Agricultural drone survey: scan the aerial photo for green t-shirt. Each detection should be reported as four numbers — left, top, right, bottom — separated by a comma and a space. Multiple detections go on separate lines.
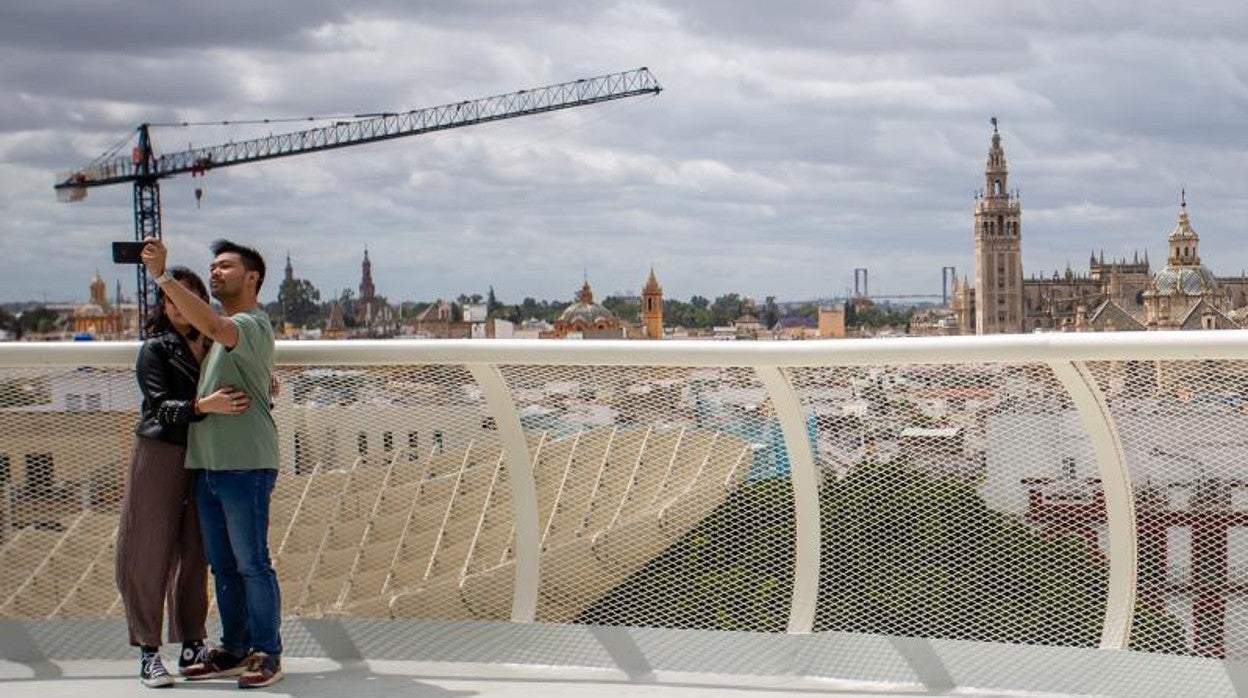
187, 308, 279, 471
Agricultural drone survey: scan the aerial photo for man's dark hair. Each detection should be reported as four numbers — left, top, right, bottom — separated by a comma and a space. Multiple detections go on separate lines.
211, 239, 267, 293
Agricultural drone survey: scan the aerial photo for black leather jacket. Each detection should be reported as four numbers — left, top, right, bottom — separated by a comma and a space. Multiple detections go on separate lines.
134, 331, 205, 445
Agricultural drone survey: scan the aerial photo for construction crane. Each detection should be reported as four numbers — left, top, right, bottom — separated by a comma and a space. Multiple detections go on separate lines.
54, 67, 662, 329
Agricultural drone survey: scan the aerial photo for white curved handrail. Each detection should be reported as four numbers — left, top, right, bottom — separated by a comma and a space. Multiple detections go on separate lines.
6, 331, 1248, 369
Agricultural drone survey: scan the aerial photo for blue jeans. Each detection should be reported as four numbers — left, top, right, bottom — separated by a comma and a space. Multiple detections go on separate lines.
196, 469, 282, 657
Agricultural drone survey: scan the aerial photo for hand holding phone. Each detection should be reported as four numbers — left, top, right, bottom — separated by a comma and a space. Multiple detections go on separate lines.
111, 241, 147, 264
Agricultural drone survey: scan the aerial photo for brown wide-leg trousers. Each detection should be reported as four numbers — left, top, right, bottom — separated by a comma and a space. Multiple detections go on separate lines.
115, 435, 208, 647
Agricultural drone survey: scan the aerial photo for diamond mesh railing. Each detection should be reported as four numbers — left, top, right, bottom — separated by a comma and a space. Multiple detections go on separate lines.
1, 334, 1247, 660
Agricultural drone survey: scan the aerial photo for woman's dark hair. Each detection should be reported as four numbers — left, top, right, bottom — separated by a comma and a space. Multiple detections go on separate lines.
144, 266, 210, 337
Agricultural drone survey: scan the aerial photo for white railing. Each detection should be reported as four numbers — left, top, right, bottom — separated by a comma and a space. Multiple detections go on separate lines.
3, 332, 1248, 659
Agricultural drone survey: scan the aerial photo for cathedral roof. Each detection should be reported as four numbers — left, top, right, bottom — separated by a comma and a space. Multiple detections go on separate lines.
1178, 299, 1239, 330
1087, 300, 1145, 331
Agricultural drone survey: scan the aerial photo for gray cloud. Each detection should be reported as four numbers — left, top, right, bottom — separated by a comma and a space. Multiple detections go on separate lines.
1, 0, 1246, 308
0, 0, 345, 53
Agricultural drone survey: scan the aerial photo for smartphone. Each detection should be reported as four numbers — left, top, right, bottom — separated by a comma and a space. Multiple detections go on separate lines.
111, 241, 147, 264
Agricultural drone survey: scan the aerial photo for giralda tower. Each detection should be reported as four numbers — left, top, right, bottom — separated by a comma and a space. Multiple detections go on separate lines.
973, 119, 1024, 334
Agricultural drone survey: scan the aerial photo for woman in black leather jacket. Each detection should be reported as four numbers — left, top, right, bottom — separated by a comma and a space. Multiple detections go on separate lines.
115, 266, 251, 687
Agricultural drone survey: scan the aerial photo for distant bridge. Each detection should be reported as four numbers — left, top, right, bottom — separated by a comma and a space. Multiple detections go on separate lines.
855, 293, 945, 301
849, 266, 958, 304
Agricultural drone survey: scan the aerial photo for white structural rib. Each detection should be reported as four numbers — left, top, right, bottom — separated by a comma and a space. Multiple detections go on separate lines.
1047, 360, 1136, 650
468, 364, 540, 623
755, 366, 821, 635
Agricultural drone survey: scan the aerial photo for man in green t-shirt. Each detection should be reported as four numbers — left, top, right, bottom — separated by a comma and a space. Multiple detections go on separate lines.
142, 237, 283, 689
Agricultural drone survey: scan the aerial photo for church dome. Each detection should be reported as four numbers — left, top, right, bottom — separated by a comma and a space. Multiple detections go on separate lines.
1149, 194, 1218, 297
558, 303, 616, 327
557, 280, 618, 329
1150, 265, 1218, 295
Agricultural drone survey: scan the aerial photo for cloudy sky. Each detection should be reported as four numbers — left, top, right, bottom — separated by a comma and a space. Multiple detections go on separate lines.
1, 0, 1245, 307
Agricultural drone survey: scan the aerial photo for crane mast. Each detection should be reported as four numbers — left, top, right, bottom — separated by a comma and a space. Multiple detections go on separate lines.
55, 68, 662, 328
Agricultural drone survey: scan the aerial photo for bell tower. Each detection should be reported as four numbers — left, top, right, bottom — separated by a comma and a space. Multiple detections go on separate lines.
973, 119, 1025, 334
641, 266, 664, 340
358, 247, 377, 323
359, 248, 375, 303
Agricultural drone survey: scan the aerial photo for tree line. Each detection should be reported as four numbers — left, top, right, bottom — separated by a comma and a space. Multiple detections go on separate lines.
0, 283, 915, 336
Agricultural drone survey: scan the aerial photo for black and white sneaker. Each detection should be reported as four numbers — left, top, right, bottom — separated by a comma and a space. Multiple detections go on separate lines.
178, 641, 210, 674
140, 651, 175, 688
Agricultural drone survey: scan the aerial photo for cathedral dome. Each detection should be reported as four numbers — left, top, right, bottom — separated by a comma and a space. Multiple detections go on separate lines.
1148, 194, 1218, 297
1150, 265, 1218, 296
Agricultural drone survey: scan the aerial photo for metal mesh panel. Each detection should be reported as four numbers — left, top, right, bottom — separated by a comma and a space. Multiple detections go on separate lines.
1085, 359, 1248, 658
277, 364, 503, 620
0, 362, 514, 622
0, 348, 1233, 664
0, 366, 133, 619
789, 363, 1129, 648
498, 365, 788, 631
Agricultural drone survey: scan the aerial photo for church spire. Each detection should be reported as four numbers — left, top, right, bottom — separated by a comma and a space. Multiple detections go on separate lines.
643, 265, 661, 294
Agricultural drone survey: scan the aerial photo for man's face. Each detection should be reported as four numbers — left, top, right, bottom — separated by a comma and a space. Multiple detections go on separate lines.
209, 252, 255, 301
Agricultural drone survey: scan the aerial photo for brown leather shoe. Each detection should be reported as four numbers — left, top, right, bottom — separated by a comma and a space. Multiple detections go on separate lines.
238, 652, 283, 689
181, 647, 249, 680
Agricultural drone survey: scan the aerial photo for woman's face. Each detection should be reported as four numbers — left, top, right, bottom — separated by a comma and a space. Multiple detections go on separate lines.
164, 279, 198, 333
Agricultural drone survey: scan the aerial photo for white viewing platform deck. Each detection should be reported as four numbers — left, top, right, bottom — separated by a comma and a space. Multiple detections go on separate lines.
1, 619, 1241, 697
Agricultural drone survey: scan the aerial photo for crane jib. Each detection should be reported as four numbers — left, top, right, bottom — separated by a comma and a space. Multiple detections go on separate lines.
56, 67, 663, 337
52, 67, 662, 337
54, 67, 661, 191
